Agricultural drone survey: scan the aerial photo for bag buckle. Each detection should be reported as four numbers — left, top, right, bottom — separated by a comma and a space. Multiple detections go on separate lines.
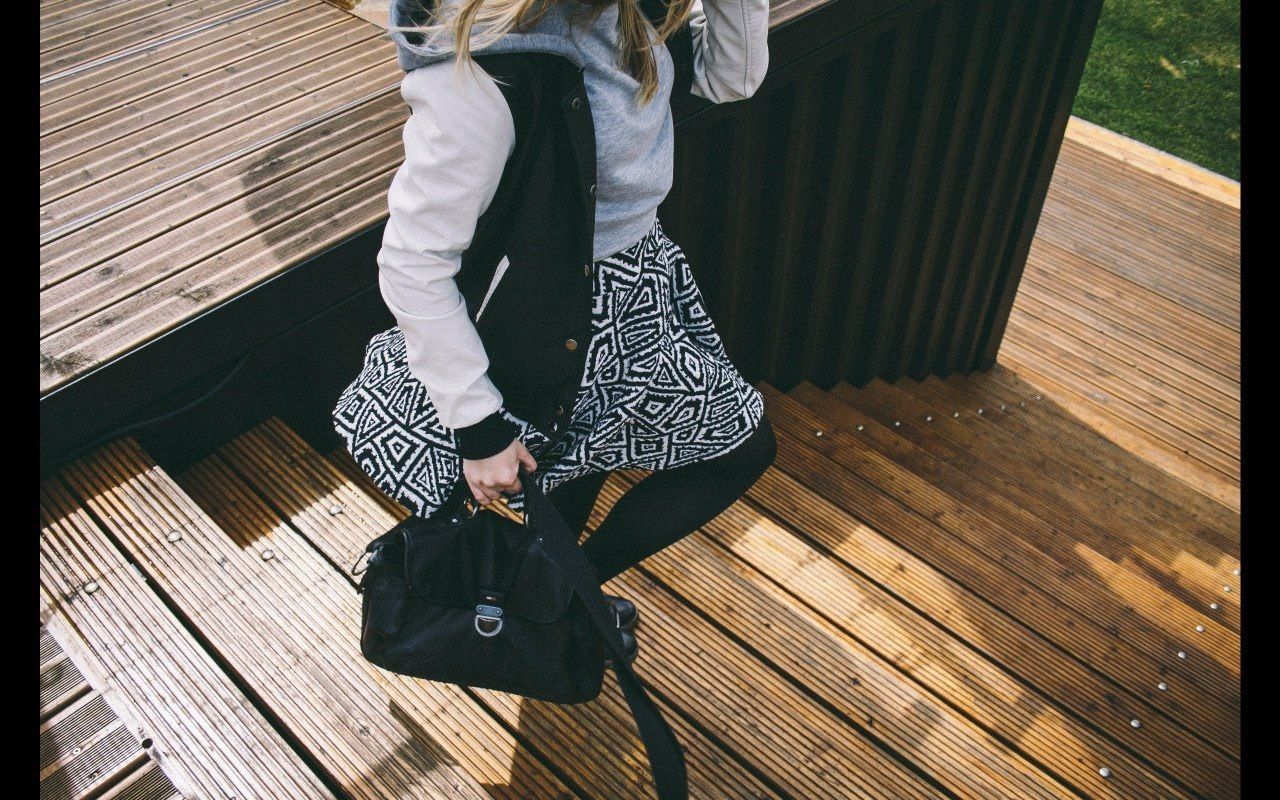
474, 604, 504, 637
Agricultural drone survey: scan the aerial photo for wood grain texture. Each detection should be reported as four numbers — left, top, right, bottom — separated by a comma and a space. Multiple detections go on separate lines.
39, 627, 182, 800
998, 128, 1240, 506
54, 439, 494, 800
39, 478, 334, 800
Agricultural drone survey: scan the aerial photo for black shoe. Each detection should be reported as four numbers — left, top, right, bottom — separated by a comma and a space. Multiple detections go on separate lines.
603, 629, 639, 669
605, 594, 639, 632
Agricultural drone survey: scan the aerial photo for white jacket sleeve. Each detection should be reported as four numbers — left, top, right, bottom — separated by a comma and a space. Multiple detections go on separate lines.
688, 0, 771, 103
377, 59, 517, 436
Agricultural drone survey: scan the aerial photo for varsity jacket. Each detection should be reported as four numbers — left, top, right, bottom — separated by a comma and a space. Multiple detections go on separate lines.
378, 0, 770, 459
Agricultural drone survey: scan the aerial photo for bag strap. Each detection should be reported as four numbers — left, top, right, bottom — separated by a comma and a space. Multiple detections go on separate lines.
519, 467, 689, 800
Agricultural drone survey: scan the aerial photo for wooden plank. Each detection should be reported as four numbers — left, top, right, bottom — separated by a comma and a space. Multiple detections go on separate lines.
983, 363, 1239, 511
1030, 212, 1237, 332
737, 457, 1238, 798
1003, 311, 1239, 458
609, 471, 1208, 793
323, 0, 389, 28
40, 477, 335, 800
43, 8, 360, 159
760, 386, 1241, 754
55, 440, 495, 800
40, 92, 404, 289
1009, 292, 1237, 420
1054, 135, 1241, 263
176, 455, 584, 800
1024, 234, 1238, 365
41, 1, 325, 108
817, 380, 1240, 630
41, 646, 90, 719
42, 113, 403, 335
40, 158, 395, 393
40, 27, 392, 210
980, 364, 1239, 512
781, 382, 1242, 735
39, 59, 396, 245
1063, 116, 1240, 210
42, 0, 152, 28
42, 0, 268, 78
97, 763, 183, 800
875, 376, 1237, 551
1044, 153, 1239, 283
599, 473, 1141, 798
998, 338, 1239, 489
228, 418, 945, 798
219, 420, 788, 799
1013, 274, 1238, 403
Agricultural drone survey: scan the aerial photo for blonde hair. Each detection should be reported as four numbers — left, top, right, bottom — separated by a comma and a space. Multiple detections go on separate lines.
392, 0, 695, 106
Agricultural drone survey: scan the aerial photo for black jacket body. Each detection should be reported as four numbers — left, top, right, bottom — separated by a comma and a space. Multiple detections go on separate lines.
397, 1, 696, 459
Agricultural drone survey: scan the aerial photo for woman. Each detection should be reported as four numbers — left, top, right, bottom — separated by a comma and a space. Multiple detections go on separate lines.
334, 0, 776, 664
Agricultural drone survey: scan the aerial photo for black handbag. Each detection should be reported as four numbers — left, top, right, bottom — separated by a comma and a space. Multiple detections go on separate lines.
354, 467, 688, 800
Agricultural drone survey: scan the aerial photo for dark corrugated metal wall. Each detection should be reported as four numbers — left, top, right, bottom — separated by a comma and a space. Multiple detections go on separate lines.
660, 0, 1103, 390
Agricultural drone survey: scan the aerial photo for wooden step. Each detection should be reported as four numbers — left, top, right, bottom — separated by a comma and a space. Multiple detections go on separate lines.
216, 417, 790, 798
760, 385, 1240, 756
38, 631, 182, 800
814, 379, 1239, 633
39, 477, 332, 799
904, 371, 1238, 552
877, 374, 1240, 617
53, 438, 496, 800
737, 455, 1237, 798
174, 453, 581, 798
598, 470, 1199, 798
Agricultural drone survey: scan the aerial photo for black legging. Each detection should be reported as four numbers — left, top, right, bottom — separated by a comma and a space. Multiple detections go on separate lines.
545, 414, 777, 583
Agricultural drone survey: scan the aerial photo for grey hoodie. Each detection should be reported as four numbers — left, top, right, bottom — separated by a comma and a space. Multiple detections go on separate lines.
377, 0, 770, 433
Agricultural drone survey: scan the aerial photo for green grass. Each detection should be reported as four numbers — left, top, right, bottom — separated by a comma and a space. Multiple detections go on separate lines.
1072, 0, 1239, 179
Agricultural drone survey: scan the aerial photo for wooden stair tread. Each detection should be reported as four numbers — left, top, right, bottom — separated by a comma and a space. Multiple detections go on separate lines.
218, 418, 788, 799
39, 475, 332, 799
760, 385, 1240, 753
815, 379, 1239, 629
53, 438, 494, 800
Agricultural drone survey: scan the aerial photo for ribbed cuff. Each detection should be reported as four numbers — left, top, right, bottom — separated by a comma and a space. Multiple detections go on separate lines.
454, 410, 520, 460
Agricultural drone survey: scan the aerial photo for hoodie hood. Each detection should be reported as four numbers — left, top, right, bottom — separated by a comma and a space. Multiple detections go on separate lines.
389, 0, 590, 72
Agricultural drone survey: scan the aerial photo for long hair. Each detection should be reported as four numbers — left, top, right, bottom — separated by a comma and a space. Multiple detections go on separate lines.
391, 0, 695, 106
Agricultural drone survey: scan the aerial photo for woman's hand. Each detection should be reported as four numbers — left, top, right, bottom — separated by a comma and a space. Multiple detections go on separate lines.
463, 438, 538, 504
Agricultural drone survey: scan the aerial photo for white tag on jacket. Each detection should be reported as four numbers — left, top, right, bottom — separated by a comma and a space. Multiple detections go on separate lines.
475, 255, 510, 321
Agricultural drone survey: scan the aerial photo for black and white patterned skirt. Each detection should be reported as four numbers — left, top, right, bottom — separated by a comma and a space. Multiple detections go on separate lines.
332, 217, 765, 519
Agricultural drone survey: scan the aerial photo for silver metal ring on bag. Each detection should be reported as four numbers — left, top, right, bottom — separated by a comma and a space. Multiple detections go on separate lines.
474, 604, 504, 637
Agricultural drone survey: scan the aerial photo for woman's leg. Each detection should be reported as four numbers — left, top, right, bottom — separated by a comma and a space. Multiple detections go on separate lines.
580, 415, 777, 583
545, 469, 610, 538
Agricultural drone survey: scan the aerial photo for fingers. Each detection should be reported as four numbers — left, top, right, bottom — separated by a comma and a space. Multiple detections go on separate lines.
516, 445, 539, 473
468, 478, 502, 505
462, 440, 537, 504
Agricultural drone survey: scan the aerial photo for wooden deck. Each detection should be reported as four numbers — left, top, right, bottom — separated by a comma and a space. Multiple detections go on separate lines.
37, 0, 828, 397
40, 626, 181, 800
39, 113, 1240, 798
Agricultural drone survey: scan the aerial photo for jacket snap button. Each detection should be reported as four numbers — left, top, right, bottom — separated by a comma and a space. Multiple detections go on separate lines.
583, 264, 592, 276
564, 338, 578, 351
588, 183, 596, 197
555, 405, 565, 416
571, 96, 581, 110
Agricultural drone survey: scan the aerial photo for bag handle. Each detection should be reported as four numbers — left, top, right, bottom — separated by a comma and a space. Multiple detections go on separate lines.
518, 467, 689, 800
